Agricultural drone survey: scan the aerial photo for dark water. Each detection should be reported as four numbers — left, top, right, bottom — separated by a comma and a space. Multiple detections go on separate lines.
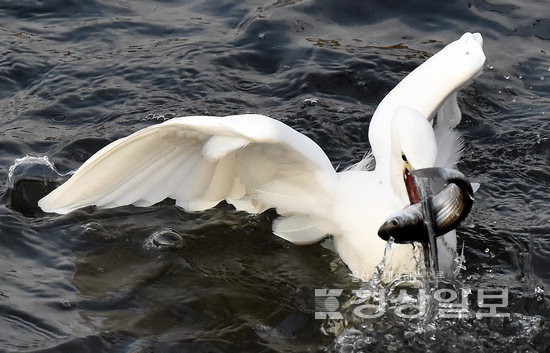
1, 0, 549, 352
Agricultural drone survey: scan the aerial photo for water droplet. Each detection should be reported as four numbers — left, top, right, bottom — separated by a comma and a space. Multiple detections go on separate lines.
303, 97, 318, 105
484, 248, 490, 253
540, 76, 545, 81
488, 65, 494, 70
353, 338, 368, 350
258, 32, 265, 39
84, 222, 102, 233
504, 75, 510, 80
60, 299, 76, 309
385, 237, 394, 252
518, 75, 523, 79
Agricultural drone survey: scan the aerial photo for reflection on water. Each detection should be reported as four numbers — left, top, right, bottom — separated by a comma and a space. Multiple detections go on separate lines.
1, 0, 549, 351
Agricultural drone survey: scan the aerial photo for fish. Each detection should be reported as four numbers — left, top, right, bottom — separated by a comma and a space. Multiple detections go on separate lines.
377, 168, 474, 244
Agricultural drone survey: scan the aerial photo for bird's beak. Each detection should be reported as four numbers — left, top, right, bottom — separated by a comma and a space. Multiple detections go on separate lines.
403, 164, 420, 204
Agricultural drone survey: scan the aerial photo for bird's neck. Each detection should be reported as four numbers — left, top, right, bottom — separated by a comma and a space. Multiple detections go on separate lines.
368, 37, 483, 178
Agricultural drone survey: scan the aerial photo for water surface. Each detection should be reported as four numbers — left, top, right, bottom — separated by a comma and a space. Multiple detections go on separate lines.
1, 0, 549, 352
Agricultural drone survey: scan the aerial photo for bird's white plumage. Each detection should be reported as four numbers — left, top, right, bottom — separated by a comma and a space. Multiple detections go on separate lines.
39, 33, 486, 280
39, 114, 337, 218
368, 32, 485, 174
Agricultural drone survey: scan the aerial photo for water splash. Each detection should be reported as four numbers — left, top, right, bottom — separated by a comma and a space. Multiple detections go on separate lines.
325, 238, 481, 352
454, 240, 467, 275
385, 236, 394, 252
144, 228, 185, 251
7, 155, 70, 187
83, 222, 104, 234
6, 156, 73, 216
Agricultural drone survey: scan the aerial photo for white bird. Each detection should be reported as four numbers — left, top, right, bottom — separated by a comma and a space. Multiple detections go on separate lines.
39, 33, 486, 280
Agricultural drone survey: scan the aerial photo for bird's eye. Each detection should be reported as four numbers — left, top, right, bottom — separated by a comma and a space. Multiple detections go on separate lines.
401, 154, 407, 162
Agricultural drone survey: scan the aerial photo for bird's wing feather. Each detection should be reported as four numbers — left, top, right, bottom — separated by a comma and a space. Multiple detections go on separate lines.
272, 215, 327, 245
38, 114, 337, 243
437, 91, 461, 128
434, 93, 464, 168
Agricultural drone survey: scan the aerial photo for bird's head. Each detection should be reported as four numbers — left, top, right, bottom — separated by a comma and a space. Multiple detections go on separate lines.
440, 32, 485, 79
390, 106, 437, 204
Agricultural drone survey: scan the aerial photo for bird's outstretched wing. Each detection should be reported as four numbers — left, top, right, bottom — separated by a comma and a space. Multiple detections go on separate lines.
39, 114, 337, 243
